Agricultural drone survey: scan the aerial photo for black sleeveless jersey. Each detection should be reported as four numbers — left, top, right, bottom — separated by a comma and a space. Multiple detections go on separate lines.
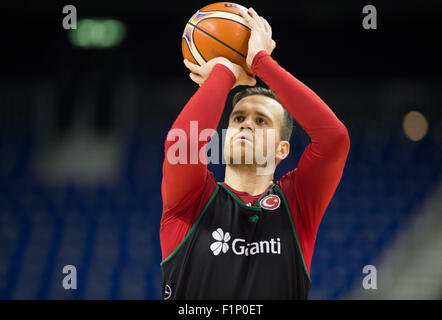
160, 182, 311, 299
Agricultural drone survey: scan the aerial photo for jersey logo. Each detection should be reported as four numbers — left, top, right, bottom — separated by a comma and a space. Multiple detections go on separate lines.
210, 228, 282, 257
259, 194, 281, 210
164, 284, 172, 300
210, 228, 231, 255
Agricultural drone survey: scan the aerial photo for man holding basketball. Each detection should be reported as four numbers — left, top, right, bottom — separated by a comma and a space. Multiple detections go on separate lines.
160, 7, 350, 299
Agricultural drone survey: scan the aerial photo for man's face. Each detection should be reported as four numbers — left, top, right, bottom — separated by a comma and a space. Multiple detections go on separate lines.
223, 95, 288, 169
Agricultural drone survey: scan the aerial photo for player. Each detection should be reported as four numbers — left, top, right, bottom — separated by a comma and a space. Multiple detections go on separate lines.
160, 7, 350, 299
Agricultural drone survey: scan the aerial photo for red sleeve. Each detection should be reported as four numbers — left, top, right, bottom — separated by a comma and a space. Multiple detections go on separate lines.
160, 64, 236, 262
252, 51, 350, 275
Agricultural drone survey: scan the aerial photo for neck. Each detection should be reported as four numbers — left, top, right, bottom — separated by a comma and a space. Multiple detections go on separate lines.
224, 164, 274, 196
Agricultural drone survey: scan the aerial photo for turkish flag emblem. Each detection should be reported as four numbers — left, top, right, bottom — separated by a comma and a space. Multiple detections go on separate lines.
259, 194, 281, 210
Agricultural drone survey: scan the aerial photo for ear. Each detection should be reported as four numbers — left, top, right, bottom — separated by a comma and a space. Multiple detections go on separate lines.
276, 140, 290, 163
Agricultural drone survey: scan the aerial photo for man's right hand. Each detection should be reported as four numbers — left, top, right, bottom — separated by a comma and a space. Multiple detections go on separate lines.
184, 57, 256, 88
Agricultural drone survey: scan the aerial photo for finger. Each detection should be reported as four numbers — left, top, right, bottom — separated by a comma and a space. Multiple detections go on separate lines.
238, 8, 251, 21
184, 59, 201, 74
249, 7, 260, 19
261, 17, 272, 37
240, 9, 258, 29
260, 17, 268, 33
184, 59, 201, 73
249, 7, 265, 30
271, 40, 276, 50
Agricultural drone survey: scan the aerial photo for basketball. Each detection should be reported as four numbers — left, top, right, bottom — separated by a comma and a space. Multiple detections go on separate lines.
182, 2, 252, 74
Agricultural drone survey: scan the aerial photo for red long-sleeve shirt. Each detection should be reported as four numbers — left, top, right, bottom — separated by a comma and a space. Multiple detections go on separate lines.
160, 50, 350, 276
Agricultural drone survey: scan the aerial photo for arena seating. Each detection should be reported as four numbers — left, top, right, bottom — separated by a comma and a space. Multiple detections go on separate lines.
0, 121, 440, 299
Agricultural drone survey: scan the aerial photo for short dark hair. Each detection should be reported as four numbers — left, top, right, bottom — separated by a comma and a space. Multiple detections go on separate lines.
231, 87, 294, 141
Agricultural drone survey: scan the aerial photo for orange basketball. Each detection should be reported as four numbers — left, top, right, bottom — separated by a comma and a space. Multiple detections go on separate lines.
182, 2, 252, 74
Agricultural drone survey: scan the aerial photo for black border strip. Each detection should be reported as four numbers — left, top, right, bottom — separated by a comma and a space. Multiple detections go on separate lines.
1, 300, 436, 317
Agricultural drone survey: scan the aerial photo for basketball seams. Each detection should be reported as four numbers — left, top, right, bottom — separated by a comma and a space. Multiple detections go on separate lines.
191, 10, 250, 30
188, 22, 247, 59
196, 16, 250, 31
182, 36, 200, 65
191, 26, 208, 64
182, 6, 250, 67
182, 23, 206, 65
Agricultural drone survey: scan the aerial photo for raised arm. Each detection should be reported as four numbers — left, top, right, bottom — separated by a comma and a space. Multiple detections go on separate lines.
162, 58, 255, 213
253, 50, 350, 235
241, 8, 350, 273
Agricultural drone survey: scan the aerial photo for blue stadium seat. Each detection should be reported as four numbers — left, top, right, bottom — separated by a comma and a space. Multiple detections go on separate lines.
1, 124, 441, 300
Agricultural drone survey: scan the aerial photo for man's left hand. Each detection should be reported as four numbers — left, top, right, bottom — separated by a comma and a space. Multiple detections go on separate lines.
240, 7, 276, 69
